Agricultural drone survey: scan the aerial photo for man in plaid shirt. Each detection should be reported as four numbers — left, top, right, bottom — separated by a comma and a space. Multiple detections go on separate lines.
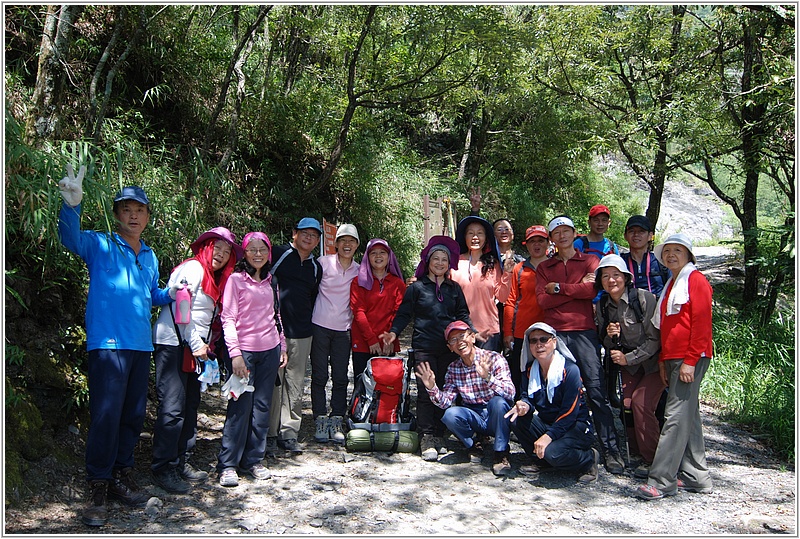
416, 320, 515, 475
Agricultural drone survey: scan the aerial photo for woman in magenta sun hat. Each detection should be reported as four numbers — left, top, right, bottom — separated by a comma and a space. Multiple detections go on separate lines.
151, 226, 242, 493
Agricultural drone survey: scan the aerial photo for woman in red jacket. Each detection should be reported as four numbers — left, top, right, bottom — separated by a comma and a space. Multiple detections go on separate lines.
636, 233, 713, 500
349, 238, 406, 379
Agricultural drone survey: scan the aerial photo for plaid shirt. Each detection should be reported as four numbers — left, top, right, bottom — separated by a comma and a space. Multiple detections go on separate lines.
427, 348, 514, 409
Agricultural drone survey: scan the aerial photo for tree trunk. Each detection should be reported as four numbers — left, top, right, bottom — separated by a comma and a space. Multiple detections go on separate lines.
740, 16, 766, 309
306, 6, 376, 199
26, 5, 82, 142
200, 5, 270, 168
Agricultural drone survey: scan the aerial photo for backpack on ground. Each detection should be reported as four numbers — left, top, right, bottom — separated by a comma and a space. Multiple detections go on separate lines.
346, 353, 419, 453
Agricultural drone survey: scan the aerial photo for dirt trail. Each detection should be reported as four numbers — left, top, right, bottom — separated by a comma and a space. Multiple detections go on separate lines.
5, 243, 794, 535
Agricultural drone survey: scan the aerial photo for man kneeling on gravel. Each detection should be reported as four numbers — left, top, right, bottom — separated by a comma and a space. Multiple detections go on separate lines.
415, 321, 515, 476
504, 322, 600, 483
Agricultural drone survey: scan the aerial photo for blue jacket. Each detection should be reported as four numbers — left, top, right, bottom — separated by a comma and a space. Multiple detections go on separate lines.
58, 203, 171, 351
521, 358, 592, 441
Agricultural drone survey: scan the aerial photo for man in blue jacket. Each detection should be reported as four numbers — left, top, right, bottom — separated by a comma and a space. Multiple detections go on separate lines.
505, 322, 599, 483
58, 164, 179, 527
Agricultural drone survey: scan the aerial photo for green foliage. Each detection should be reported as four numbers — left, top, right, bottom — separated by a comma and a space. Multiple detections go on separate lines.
704, 309, 795, 460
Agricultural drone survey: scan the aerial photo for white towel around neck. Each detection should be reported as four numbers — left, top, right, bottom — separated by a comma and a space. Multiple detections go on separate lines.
653, 262, 698, 329
527, 349, 567, 403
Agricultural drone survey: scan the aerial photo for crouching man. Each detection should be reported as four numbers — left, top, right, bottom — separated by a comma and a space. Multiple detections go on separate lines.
504, 322, 600, 483
415, 321, 514, 476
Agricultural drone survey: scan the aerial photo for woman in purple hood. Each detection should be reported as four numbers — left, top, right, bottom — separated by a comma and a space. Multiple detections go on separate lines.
349, 238, 406, 379
383, 235, 474, 461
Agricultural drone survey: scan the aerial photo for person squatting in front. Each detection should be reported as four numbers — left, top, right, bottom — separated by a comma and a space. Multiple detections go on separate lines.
217, 232, 288, 487
151, 227, 243, 494
535, 215, 624, 475
416, 321, 515, 476
383, 235, 473, 461
505, 322, 599, 483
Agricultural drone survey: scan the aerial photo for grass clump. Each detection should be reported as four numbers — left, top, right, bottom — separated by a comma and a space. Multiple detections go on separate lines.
703, 309, 795, 461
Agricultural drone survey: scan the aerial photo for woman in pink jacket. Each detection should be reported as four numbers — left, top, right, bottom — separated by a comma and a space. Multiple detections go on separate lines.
217, 232, 287, 487
636, 233, 713, 500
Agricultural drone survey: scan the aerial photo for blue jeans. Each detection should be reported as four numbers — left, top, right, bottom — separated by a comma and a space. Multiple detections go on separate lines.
512, 414, 595, 473
85, 349, 151, 480
218, 347, 280, 471
441, 396, 512, 452
310, 324, 352, 417
560, 329, 620, 455
151, 344, 201, 473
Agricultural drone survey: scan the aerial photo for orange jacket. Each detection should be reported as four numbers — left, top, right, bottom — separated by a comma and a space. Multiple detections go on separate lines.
503, 259, 545, 339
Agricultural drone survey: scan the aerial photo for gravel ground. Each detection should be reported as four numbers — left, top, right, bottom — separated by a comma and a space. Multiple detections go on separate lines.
6, 193, 793, 535
5, 304, 796, 536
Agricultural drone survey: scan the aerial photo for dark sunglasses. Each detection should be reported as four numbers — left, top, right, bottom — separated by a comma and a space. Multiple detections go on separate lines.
530, 336, 554, 344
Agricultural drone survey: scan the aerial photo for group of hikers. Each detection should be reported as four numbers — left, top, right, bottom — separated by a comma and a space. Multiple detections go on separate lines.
57, 165, 714, 528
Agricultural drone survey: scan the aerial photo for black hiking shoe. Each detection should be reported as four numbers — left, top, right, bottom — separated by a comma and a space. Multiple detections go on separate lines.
153, 466, 191, 494
81, 480, 108, 527
108, 467, 148, 506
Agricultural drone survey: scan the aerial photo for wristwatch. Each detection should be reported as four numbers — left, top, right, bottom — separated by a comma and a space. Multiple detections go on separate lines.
553, 283, 561, 294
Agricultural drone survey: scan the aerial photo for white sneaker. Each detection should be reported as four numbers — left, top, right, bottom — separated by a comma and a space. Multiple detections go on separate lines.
314, 416, 330, 443
329, 416, 345, 444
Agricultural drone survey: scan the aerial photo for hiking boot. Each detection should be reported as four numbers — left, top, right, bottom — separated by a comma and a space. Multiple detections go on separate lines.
81, 480, 108, 527
280, 438, 303, 453
634, 463, 650, 480
242, 463, 271, 480
420, 434, 438, 461
604, 451, 625, 475
677, 478, 713, 494
434, 436, 448, 455
468, 438, 484, 464
315, 416, 330, 443
578, 448, 600, 484
519, 459, 552, 476
152, 466, 191, 494
108, 467, 148, 506
181, 462, 209, 483
492, 451, 512, 476
329, 416, 346, 444
265, 436, 279, 458
219, 467, 239, 487
636, 484, 677, 500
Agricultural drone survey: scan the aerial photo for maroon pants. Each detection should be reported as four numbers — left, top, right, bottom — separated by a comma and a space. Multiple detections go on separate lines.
621, 368, 665, 464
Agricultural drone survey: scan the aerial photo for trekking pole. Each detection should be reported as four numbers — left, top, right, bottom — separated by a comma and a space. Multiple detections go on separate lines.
610, 334, 630, 467
616, 367, 631, 466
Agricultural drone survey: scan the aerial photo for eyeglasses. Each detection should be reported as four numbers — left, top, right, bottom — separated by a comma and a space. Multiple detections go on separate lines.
246, 248, 268, 255
495, 227, 511, 233
530, 336, 554, 344
447, 333, 471, 345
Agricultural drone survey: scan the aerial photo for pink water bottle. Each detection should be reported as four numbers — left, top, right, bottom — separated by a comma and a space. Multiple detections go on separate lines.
175, 278, 191, 324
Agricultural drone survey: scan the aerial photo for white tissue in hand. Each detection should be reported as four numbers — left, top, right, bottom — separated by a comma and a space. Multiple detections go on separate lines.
221, 373, 254, 401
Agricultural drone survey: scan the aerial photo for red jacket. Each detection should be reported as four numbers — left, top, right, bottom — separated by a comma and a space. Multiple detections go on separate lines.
535, 250, 599, 331
503, 259, 545, 339
659, 270, 713, 366
350, 273, 406, 353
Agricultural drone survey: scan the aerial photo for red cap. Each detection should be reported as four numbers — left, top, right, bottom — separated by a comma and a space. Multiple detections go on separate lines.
589, 204, 611, 218
523, 225, 548, 244
444, 320, 471, 341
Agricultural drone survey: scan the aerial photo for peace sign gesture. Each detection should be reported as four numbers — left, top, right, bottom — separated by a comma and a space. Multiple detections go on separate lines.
58, 163, 85, 207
